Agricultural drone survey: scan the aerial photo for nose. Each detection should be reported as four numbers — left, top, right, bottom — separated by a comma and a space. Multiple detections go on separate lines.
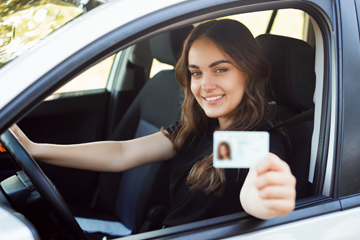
201, 74, 216, 92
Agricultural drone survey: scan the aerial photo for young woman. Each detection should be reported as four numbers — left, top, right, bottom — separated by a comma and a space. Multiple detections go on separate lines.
1, 19, 296, 226
217, 142, 231, 160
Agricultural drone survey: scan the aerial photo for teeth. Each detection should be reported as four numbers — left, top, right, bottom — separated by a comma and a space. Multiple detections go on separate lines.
205, 95, 223, 101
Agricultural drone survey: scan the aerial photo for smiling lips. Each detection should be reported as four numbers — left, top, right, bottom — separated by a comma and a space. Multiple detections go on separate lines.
203, 94, 225, 103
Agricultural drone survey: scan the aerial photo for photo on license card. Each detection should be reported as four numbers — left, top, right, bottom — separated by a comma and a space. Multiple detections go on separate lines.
213, 131, 269, 168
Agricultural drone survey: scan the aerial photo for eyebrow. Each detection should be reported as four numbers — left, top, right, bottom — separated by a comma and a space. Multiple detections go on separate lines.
209, 60, 232, 68
188, 60, 232, 69
188, 64, 199, 69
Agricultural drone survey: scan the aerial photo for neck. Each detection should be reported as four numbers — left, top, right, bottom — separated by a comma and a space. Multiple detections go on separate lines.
218, 117, 233, 130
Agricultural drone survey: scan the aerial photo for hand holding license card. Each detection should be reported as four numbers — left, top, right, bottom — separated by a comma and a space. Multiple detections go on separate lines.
213, 131, 269, 168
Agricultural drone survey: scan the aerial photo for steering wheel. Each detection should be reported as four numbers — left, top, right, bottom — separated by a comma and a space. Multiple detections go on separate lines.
0, 129, 87, 240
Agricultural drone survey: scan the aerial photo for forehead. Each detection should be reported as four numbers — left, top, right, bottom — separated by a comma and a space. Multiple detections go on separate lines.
188, 38, 229, 65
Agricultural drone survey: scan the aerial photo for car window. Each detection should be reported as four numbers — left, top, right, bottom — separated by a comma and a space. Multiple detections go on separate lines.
0, 0, 104, 69
149, 9, 307, 78
226, 9, 306, 40
44, 54, 115, 100
54, 54, 115, 94
270, 9, 306, 40
149, 58, 174, 78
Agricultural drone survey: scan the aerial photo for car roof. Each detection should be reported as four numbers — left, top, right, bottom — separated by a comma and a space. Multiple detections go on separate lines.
0, 0, 186, 111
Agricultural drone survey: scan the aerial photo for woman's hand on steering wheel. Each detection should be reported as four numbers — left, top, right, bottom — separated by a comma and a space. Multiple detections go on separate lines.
0, 126, 87, 239
0, 124, 35, 154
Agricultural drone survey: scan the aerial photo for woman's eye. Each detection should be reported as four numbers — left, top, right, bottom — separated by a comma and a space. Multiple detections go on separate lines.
191, 71, 202, 77
216, 68, 228, 73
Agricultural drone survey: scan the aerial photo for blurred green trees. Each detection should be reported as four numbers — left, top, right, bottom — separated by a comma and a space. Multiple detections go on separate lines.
0, 0, 85, 67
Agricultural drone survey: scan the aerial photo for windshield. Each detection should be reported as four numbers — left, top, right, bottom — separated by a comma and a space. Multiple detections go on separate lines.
0, 0, 105, 68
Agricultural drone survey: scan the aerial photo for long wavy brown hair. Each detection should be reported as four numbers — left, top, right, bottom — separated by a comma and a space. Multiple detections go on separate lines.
165, 19, 273, 196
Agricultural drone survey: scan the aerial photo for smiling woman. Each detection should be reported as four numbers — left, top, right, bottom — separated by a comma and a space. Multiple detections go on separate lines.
168, 19, 287, 203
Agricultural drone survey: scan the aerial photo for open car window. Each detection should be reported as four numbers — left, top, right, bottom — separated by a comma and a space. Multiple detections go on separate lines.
54, 8, 310, 98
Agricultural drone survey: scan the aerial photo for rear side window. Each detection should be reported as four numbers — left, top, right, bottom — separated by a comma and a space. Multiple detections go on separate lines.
226, 9, 306, 40
149, 9, 307, 78
54, 55, 115, 94
149, 58, 174, 78
269, 9, 305, 40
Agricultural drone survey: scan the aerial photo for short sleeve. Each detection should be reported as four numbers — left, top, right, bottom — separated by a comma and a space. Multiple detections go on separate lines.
268, 131, 289, 163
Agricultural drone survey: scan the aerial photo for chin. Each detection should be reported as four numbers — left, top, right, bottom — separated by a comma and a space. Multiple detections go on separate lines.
203, 110, 228, 119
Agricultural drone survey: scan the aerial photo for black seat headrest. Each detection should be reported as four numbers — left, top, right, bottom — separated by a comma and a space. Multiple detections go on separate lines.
256, 34, 316, 111
150, 25, 194, 66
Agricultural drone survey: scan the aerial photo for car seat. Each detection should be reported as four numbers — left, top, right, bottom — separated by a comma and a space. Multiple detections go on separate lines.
256, 34, 316, 199
70, 25, 194, 237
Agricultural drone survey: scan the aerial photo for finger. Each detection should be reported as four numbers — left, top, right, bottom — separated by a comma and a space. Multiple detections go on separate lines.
262, 199, 295, 217
9, 124, 18, 134
256, 153, 290, 176
259, 186, 296, 199
255, 171, 296, 190
9, 124, 22, 141
10, 124, 18, 131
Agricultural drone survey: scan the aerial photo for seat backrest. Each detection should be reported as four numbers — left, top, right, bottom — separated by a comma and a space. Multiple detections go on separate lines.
94, 26, 194, 233
256, 34, 316, 199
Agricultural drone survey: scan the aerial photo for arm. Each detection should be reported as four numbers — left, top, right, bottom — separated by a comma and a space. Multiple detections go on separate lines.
240, 153, 296, 219
1, 124, 176, 172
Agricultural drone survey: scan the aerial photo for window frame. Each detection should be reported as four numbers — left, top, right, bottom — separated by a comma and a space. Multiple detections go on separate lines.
119, 198, 340, 240
336, 0, 360, 198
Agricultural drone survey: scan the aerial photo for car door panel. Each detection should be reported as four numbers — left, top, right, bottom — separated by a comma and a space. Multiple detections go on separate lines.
120, 198, 340, 240
0, 153, 17, 182
225, 208, 360, 240
1, 90, 110, 209
19, 91, 109, 144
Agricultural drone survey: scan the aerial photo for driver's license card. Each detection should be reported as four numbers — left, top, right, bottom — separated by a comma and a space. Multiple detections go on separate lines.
213, 131, 269, 168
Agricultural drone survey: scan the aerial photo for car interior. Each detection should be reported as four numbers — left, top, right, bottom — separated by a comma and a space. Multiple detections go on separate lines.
0, 7, 324, 240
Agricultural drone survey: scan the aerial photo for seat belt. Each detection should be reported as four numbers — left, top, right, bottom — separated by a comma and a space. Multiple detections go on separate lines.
129, 62, 146, 98
268, 107, 314, 130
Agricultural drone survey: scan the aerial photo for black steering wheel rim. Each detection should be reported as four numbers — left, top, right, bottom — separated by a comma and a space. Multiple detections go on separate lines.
0, 129, 87, 240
